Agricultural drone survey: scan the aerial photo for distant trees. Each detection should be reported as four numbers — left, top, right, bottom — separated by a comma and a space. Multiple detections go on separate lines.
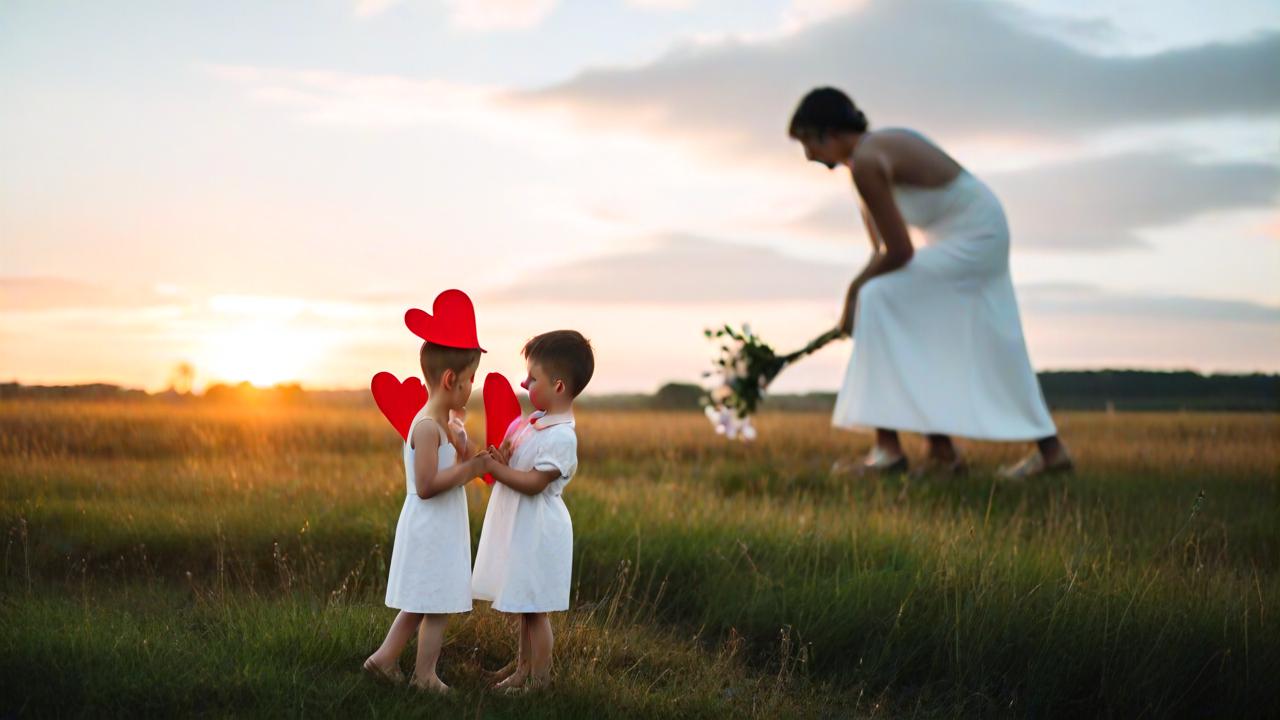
2, 371, 1275, 411
0, 382, 146, 401
1037, 371, 1278, 411
652, 382, 705, 410
166, 362, 195, 395
202, 381, 305, 404
638, 372, 1279, 412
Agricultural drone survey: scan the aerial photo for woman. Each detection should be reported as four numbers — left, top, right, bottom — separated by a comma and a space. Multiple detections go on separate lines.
789, 87, 1071, 479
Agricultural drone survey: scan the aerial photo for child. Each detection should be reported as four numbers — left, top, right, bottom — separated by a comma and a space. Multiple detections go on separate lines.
364, 291, 487, 693
472, 330, 594, 691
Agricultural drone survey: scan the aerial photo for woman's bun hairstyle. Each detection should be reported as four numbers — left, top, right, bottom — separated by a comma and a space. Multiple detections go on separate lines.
788, 87, 868, 139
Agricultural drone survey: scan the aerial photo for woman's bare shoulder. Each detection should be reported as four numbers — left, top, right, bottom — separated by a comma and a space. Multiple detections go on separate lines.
860, 128, 962, 185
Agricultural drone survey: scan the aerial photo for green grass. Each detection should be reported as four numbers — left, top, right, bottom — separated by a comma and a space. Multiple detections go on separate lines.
2, 400, 1277, 717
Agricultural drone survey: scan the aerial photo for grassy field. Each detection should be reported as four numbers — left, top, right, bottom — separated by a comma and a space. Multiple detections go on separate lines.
1, 399, 1276, 718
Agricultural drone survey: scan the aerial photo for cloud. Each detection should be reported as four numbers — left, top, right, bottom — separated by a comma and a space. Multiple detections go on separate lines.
1017, 283, 1280, 371
0, 277, 177, 312
627, 0, 699, 10
354, 0, 402, 18
1264, 215, 1280, 240
789, 152, 1280, 250
523, 0, 1280, 154
990, 154, 1280, 250
353, 0, 558, 29
447, 0, 558, 30
626, 0, 868, 21
205, 64, 500, 129
1019, 283, 1280, 324
478, 233, 1280, 327
482, 234, 852, 304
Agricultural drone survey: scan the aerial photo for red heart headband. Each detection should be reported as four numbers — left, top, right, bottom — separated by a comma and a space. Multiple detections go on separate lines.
405, 288, 486, 352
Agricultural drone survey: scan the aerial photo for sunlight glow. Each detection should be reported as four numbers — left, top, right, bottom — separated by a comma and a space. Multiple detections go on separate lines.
199, 296, 333, 387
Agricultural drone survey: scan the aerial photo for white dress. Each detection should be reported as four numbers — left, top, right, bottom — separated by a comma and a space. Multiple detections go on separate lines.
384, 408, 472, 614
833, 161, 1057, 441
471, 411, 577, 613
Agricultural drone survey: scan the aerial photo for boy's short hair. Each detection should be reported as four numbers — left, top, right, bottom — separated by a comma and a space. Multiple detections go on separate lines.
523, 330, 594, 398
419, 341, 481, 386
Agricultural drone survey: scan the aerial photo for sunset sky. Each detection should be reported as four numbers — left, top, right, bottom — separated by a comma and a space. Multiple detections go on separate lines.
2, 0, 1278, 394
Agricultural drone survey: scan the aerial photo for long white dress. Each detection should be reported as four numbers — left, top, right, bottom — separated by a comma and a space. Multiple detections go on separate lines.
472, 411, 577, 613
833, 164, 1057, 441
384, 409, 472, 614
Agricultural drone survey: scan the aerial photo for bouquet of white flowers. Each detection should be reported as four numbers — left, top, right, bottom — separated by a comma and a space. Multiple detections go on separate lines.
702, 324, 841, 439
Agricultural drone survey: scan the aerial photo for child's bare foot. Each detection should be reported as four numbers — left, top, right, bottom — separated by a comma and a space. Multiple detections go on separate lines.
362, 656, 405, 684
492, 668, 527, 691
524, 671, 551, 691
409, 673, 450, 694
500, 672, 551, 694
484, 660, 518, 682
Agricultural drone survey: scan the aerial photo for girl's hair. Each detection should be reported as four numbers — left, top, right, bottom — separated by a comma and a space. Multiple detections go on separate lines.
788, 87, 869, 140
419, 341, 481, 385
523, 330, 594, 398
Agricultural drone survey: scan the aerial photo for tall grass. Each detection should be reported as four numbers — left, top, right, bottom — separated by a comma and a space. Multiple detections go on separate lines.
2, 400, 1277, 717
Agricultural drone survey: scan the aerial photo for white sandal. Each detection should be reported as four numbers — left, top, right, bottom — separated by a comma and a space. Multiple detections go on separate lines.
860, 446, 908, 475
998, 451, 1074, 480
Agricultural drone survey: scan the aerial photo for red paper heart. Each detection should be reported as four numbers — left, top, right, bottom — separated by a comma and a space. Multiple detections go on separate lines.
482, 372, 523, 485
371, 371, 428, 441
405, 289, 486, 352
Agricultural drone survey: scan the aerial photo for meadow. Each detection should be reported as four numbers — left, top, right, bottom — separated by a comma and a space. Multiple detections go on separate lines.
1, 399, 1276, 718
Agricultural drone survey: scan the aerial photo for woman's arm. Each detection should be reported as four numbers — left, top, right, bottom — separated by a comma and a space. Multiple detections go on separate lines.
836, 148, 916, 335
852, 149, 914, 271
413, 420, 484, 499
859, 203, 884, 255
838, 206, 884, 334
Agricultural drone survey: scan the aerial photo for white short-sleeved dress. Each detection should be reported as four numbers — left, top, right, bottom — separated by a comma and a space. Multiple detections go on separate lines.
384, 408, 473, 614
471, 410, 577, 613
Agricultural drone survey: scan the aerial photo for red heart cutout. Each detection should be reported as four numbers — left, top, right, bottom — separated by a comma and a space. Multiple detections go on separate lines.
371, 371, 428, 440
404, 308, 434, 341
482, 372, 523, 485
405, 289, 485, 351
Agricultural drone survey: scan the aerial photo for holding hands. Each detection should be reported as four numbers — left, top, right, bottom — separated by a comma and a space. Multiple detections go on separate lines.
479, 433, 561, 496
482, 438, 513, 475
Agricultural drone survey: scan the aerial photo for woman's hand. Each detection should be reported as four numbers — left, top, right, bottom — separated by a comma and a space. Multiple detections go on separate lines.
837, 282, 860, 338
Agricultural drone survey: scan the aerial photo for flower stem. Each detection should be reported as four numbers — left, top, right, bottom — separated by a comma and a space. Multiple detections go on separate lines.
778, 328, 842, 365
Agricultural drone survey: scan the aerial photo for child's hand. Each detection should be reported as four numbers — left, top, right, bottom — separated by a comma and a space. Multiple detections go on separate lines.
448, 409, 470, 454
485, 444, 510, 467
478, 446, 504, 479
